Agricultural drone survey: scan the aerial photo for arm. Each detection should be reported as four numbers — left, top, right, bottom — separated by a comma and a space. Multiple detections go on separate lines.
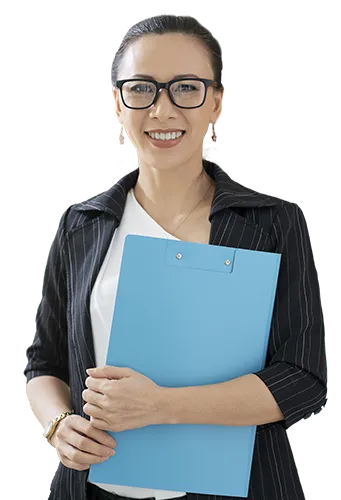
157, 203, 328, 430
253, 202, 328, 430
157, 373, 284, 426
24, 207, 71, 388
26, 375, 72, 429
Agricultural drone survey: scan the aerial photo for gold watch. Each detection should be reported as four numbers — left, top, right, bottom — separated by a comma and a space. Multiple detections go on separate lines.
43, 410, 75, 445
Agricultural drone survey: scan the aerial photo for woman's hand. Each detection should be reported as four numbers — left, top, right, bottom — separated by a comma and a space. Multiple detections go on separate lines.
49, 414, 117, 471
83, 365, 165, 433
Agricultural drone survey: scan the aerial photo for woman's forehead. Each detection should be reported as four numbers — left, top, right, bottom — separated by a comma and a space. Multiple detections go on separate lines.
119, 34, 213, 80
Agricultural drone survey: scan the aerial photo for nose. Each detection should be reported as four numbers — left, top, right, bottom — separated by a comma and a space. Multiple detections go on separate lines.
151, 89, 176, 117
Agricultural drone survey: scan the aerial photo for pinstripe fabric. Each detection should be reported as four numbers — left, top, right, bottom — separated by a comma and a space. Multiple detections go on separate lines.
24, 159, 327, 500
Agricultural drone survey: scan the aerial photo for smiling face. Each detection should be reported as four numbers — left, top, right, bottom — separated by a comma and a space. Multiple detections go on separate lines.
112, 33, 223, 171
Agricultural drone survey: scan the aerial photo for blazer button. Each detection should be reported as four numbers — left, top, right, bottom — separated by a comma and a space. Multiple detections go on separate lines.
314, 407, 323, 415
303, 412, 313, 419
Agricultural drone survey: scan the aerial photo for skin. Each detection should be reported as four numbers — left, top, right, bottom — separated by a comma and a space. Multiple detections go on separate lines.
112, 33, 224, 233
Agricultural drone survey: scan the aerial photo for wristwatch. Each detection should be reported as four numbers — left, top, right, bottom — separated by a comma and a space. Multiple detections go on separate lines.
43, 410, 75, 445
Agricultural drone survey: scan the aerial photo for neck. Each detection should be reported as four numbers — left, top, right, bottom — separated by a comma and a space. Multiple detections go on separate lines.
133, 157, 215, 225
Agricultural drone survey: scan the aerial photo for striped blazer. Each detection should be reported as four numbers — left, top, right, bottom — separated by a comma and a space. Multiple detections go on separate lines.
24, 159, 328, 500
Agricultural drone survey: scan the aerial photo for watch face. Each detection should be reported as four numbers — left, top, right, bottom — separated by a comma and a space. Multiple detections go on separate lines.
44, 420, 54, 437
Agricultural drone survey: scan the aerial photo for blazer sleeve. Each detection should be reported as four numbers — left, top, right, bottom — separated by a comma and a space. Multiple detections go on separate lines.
254, 202, 328, 430
23, 207, 70, 386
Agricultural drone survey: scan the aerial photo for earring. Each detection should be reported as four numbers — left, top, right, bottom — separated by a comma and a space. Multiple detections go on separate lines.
116, 121, 133, 149
116, 120, 139, 168
116, 120, 126, 148
207, 123, 221, 151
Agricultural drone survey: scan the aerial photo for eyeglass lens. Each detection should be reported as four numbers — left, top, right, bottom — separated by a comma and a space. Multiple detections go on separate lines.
121, 80, 206, 108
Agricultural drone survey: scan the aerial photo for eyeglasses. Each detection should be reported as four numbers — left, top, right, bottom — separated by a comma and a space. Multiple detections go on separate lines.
114, 77, 223, 110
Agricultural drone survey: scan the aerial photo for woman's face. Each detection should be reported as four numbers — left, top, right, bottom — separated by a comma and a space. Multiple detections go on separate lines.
112, 33, 223, 171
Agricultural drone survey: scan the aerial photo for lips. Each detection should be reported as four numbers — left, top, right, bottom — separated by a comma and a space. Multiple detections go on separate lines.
145, 130, 186, 149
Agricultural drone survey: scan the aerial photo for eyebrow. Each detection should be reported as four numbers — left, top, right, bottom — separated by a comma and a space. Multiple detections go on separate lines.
131, 73, 200, 79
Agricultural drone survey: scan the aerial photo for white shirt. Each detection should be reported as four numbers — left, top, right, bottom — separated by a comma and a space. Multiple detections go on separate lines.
88, 187, 186, 499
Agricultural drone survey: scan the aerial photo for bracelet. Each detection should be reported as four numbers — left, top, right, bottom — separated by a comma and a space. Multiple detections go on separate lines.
47, 409, 75, 445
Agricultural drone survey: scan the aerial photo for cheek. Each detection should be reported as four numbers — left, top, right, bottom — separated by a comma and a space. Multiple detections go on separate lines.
122, 114, 143, 139
187, 113, 208, 133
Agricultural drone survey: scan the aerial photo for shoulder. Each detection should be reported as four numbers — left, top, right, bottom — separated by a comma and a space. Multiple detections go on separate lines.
228, 177, 302, 241
230, 176, 298, 215
271, 200, 305, 226
53, 199, 107, 241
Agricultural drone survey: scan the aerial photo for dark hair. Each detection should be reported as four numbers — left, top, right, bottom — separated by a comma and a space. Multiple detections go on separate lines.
111, 15, 223, 93
111, 14, 224, 88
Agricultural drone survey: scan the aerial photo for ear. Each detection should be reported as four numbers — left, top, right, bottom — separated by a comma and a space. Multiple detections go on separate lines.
212, 87, 224, 121
112, 87, 123, 122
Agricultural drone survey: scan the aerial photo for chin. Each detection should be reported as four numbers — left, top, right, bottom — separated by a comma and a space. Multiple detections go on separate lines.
144, 159, 183, 171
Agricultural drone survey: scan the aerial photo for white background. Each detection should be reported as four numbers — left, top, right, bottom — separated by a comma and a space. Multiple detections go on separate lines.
1, 1, 340, 498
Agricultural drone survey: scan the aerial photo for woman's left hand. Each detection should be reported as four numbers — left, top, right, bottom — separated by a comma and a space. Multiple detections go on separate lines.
82, 366, 165, 432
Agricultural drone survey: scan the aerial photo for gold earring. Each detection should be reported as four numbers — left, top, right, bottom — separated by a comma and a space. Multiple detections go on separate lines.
207, 123, 221, 151
116, 120, 126, 148
116, 120, 139, 168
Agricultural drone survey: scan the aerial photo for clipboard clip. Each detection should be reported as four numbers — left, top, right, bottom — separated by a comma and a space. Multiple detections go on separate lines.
164, 239, 236, 274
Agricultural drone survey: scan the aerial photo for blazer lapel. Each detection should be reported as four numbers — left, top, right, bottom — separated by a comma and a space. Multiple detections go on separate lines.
66, 160, 279, 416
64, 217, 119, 389
208, 208, 274, 251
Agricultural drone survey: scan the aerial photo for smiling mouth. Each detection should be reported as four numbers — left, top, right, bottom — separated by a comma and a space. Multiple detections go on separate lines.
144, 131, 186, 138
144, 130, 186, 149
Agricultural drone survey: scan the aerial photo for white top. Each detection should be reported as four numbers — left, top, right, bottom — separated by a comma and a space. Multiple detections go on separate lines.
88, 187, 186, 499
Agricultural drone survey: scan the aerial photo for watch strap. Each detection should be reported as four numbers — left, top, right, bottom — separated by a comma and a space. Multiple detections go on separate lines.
45, 410, 75, 445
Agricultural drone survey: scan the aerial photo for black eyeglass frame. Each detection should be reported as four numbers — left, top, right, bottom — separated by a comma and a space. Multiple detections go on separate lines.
114, 78, 223, 110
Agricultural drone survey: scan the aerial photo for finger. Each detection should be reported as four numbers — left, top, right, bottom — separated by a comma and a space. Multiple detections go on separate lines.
69, 432, 115, 458
85, 376, 107, 394
58, 450, 90, 471
83, 402, 104, 420
71, 416, 116, 447
61, 442, 111, 465
82, 388, 106, 406
87, 366, 131, 379
88, 416, 110, 431
70, 429, 116, 458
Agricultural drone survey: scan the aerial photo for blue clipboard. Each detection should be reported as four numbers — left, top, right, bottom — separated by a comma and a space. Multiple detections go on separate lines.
88, 235, 281, 497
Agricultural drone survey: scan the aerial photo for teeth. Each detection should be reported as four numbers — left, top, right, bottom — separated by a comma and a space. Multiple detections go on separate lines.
147, 131, 184, 140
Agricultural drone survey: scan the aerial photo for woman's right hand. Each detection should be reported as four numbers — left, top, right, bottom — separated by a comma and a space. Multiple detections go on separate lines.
49, 414, 116, 471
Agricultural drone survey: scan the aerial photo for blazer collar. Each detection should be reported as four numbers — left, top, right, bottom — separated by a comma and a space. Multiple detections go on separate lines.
73, 159, 278, 222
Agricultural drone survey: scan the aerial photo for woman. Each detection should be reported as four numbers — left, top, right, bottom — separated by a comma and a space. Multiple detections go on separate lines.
24, 14, 328, 500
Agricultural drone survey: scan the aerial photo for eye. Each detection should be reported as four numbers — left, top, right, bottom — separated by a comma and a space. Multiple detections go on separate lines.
175, 84, 198, 92
130, 84, 154, 93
